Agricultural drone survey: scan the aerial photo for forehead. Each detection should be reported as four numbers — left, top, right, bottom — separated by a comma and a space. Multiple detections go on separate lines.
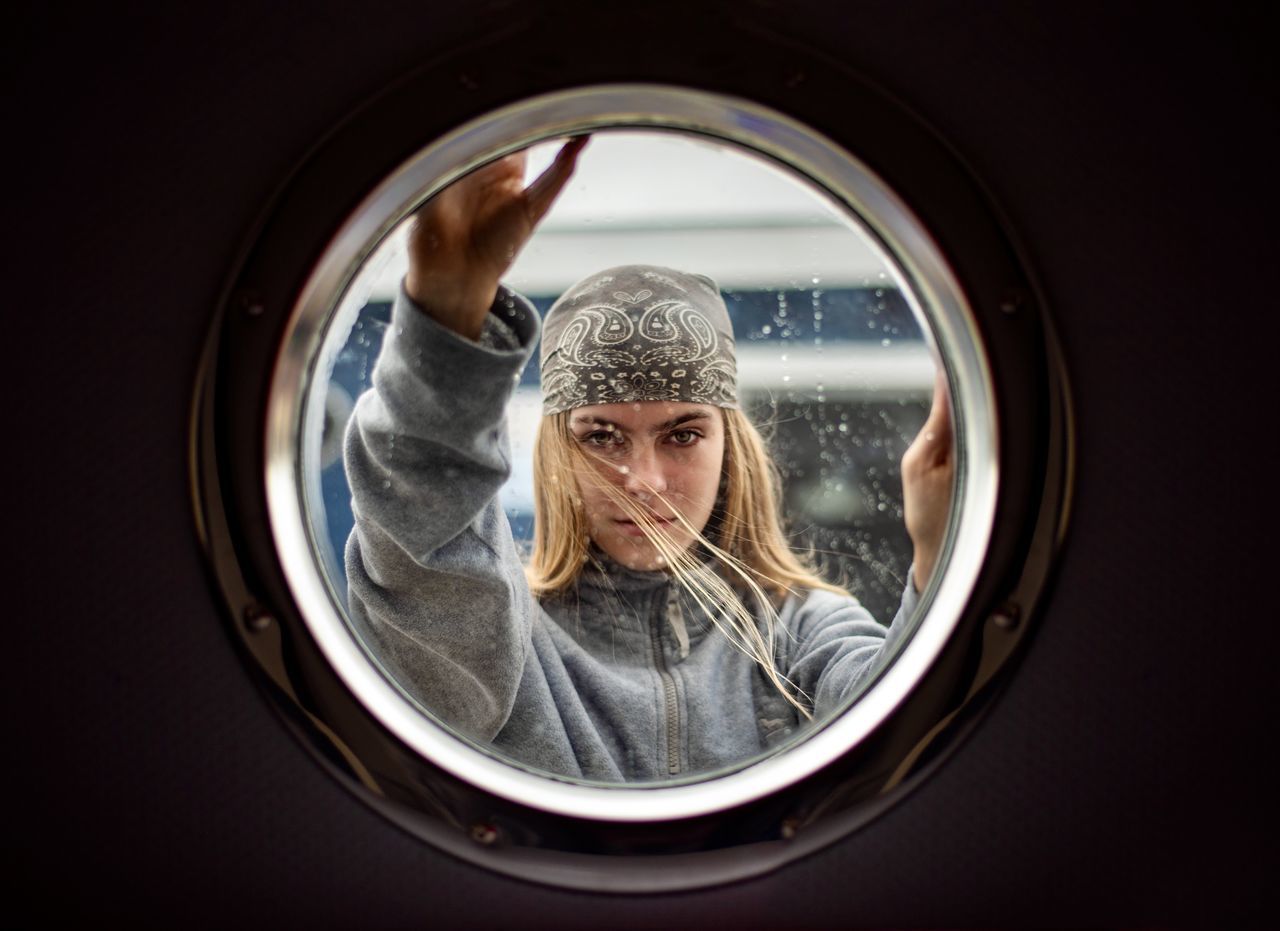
570, 401, 719, 431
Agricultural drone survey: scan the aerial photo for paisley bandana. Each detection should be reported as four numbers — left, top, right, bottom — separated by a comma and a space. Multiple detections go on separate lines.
539, 265, 738, 415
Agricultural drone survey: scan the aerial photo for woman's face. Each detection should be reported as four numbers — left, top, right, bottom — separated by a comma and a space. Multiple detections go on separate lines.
569, 401, 726, 571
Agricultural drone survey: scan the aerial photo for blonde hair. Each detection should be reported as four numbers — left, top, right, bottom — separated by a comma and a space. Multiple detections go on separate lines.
526, 406, 848, 716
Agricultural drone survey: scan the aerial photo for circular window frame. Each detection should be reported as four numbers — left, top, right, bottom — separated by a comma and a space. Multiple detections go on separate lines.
193, 37, 1070, 893
276, 85, 997, 820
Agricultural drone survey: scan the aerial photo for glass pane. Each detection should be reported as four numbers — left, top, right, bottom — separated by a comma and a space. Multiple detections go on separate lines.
302, 130, 943, 784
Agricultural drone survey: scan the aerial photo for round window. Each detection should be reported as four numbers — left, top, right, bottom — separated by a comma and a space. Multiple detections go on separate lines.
193, 82, 1069, 891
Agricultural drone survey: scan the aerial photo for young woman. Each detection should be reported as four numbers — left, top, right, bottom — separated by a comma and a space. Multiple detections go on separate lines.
344, 139, 955, 782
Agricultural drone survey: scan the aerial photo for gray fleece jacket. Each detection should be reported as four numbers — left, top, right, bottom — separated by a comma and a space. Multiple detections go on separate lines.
344, 286, 917, 783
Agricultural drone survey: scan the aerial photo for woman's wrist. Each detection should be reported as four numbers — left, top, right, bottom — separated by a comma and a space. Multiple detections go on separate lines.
403, 272, 497, 341
911, 549, 938, 593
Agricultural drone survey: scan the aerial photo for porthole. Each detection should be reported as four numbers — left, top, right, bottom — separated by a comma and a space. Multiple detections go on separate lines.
193, 71, 1069, 890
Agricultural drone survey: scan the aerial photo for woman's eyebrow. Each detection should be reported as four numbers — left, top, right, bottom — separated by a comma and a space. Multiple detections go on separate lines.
570, 411, 712, 432
657, 412, 711, 431
570, 415, 618, 430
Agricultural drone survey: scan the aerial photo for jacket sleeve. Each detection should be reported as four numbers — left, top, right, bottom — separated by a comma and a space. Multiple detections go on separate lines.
778, 577, 920, 717
343, 284, 540, 740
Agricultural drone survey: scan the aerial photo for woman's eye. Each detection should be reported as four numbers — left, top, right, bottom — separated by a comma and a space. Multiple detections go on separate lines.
581, 431, 622, 448
668, 429, 701, 446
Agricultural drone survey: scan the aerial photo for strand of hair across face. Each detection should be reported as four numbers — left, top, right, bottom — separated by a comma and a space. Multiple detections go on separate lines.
566, 445, 815, 718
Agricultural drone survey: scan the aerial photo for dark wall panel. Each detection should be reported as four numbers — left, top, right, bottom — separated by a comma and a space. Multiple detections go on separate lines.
10, 3, 1272, 925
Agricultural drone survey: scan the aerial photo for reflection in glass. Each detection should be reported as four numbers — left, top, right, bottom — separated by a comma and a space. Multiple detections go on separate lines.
304, 131, 941, 783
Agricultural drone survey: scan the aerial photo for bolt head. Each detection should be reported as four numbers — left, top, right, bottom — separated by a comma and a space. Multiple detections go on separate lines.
992, 603, 1021, 630
242, 605, 272, 632
999, 290, 1026, 315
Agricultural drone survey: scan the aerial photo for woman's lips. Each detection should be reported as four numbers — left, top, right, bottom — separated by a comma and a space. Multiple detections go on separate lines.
615, 517, 674, 537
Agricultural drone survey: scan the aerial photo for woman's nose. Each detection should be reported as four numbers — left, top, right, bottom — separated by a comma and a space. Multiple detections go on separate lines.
621, 448, 667, 498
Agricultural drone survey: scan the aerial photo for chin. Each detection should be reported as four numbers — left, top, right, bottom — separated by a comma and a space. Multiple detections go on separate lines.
600, 531, 696, 572
607, 544, 666, 572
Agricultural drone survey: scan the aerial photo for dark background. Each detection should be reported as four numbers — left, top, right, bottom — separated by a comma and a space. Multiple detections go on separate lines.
9, 2, 1274, 926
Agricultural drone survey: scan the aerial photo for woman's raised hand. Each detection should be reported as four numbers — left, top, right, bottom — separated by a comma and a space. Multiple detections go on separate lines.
901, 370, 956, 592
404, 137, 588, 340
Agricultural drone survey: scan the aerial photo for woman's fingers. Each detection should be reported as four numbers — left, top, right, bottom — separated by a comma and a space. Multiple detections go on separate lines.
902, 368, 955, 590
917, 370, 953, 463
907, 369, 954, 480
524, 136, 588, 224
463, 150, 528, 194
414, 139, 583, 261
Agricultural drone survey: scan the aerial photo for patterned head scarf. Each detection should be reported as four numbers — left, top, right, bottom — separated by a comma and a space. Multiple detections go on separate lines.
539, 265, 738, 415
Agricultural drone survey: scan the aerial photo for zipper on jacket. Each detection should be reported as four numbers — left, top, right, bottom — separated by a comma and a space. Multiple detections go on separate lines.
650, 590, 681, 776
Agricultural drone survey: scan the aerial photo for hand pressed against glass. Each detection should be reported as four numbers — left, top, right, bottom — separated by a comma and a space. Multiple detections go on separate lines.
570, 401, 726, 571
